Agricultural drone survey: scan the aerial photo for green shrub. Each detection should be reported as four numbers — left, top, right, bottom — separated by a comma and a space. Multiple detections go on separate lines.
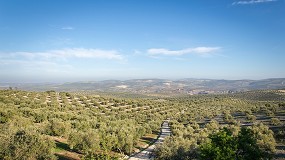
0, 129, 56, 160
199, 127, 274, 160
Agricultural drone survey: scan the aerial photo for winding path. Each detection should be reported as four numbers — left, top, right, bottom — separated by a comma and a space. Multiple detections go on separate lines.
128, 120, 171, 160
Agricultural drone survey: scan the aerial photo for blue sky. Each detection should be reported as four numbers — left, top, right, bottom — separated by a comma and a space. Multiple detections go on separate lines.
0, 0, 284, 82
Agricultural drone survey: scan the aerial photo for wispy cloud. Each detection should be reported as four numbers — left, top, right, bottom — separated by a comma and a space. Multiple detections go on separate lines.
0, 48, 124, 81
1, 48, 123, 60
147, 47, 221, 56
61, 26, 74, 30
232, 0, 277, 5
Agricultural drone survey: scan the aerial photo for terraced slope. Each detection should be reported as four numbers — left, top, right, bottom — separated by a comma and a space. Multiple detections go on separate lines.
0, 89, 284, 159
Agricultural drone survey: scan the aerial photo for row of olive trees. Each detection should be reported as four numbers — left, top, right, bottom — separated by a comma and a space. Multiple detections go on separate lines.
154, 92, 283, 160
0, 90, 169, 158
0, 126, 56, 160
155, 122, 276, 160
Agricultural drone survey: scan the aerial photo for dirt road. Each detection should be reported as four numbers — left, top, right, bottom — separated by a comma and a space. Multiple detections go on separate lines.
128, 120, 171, 160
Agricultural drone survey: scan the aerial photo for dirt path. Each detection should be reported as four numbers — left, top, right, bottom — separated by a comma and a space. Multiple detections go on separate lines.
128, 120, 171, 160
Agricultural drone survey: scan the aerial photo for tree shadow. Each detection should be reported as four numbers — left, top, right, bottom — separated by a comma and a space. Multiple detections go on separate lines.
275, 145, 285, 159
152, 130, 160, 135
141, 137, 156, 143
55, 140, 71, 151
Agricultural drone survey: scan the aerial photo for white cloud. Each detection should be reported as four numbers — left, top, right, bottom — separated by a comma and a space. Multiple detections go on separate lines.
0, 48, 124, 82
232, 0, 277, 5
191, 47, 221, 53
46, 48, 123, 60
147, 47, 221, 56
2, 48, 123, 60
61, 26, 74, 30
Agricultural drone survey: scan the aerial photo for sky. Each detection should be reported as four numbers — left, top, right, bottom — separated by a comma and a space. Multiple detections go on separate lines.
0, 0, 284, 83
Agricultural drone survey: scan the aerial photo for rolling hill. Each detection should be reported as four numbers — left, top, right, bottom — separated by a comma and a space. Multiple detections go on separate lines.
1, 78, 285, 94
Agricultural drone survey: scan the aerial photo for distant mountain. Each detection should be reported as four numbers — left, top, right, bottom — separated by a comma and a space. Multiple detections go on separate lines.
1, 78, 285, 94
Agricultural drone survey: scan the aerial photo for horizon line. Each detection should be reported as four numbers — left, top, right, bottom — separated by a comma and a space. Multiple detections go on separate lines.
1, 77, 285, 84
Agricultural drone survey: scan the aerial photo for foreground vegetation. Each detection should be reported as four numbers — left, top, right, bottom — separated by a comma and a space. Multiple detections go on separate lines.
0, 89, 284, 159
155, 90, 285, 159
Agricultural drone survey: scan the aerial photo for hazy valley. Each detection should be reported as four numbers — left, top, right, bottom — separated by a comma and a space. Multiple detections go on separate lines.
2, 78, 285, 95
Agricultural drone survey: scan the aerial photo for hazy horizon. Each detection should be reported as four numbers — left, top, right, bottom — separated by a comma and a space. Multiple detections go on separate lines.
1, 0, 284, 83
1, 77, 285, 84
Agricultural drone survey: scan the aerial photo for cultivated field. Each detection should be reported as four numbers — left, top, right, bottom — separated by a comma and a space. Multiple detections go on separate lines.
0, 89, 284, 159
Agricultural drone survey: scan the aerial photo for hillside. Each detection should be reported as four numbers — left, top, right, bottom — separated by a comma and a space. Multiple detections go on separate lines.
1, 78, 285, 94
0, 89, 284, 159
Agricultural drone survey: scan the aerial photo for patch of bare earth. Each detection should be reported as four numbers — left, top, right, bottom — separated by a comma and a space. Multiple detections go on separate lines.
49, 136, 82, 160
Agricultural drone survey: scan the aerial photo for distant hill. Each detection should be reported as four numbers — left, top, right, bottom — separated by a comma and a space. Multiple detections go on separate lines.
1, 78, 285, 94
